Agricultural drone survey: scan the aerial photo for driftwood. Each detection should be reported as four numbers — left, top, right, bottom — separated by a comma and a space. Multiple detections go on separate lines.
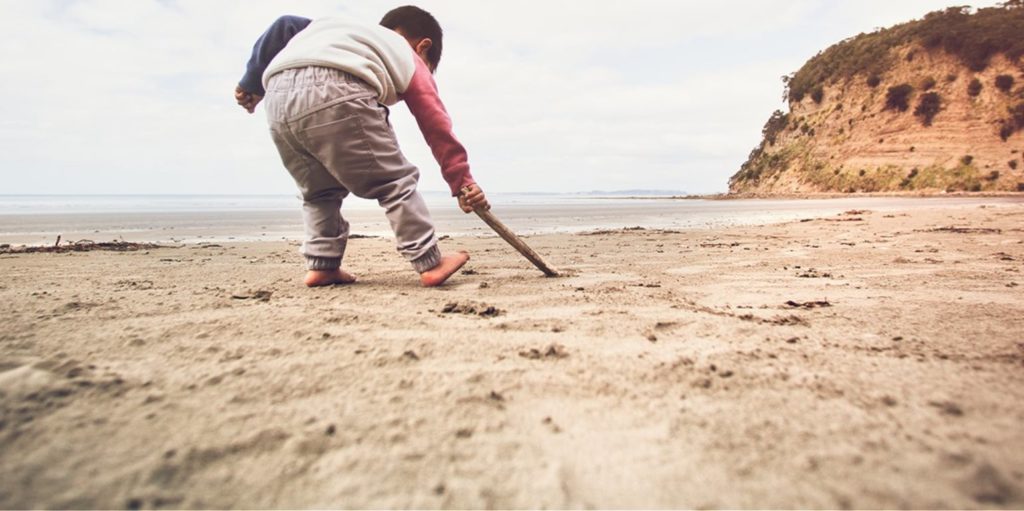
0, 238, 163, 254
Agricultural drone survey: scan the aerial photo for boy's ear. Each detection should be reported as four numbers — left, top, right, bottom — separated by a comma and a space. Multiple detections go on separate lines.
415, 37, 432, 55
412, 38, 434, 71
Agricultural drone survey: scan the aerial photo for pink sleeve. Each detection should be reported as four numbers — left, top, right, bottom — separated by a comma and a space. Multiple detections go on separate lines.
400, 55, 475, 196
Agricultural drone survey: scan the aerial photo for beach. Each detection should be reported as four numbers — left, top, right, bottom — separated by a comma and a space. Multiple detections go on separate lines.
1, 199, 1023, 508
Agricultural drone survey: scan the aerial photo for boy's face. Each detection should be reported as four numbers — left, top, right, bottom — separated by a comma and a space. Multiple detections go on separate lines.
393, 28, 436, 73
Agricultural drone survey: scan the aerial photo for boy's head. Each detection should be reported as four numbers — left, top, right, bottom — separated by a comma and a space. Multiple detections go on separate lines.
380, 5, 443, 73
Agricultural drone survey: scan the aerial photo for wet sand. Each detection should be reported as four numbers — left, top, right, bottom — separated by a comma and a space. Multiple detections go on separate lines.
1, 202, 1023, 508
2, 196, 1021, 246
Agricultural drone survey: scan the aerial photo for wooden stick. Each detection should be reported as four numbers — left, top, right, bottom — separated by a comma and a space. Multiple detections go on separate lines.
472, 207, 559, 277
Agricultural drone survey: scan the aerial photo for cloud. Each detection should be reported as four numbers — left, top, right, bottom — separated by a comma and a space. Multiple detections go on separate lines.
0, 0, 1003, 195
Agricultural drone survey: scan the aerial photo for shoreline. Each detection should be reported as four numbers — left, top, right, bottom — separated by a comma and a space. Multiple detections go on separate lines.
1, 196, 1021, 248
628, 191, 1024, 200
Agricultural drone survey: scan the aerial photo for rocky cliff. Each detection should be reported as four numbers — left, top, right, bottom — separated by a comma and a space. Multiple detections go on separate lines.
730, 4, 1024, 194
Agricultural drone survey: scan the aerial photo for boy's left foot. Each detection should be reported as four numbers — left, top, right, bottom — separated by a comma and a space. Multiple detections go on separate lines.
304, 269, 357, 287
420, 251, 470, 287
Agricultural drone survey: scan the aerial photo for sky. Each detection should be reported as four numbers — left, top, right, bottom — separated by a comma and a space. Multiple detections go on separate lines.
0, 0, 1003, 196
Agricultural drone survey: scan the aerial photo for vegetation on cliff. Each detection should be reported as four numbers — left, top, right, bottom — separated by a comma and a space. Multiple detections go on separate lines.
784, 2, 1024, 103
730, 2, 1024, 194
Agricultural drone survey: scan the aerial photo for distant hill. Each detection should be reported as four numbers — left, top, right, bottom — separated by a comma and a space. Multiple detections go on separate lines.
730, 2, 1024, 194
578, 189, 689, 196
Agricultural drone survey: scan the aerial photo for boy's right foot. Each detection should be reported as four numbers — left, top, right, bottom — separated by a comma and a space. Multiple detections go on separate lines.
304, 269, 357, 287
420, 251, 470, 287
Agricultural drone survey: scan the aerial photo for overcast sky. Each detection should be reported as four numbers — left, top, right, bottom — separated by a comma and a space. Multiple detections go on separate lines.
0, 0, 1000, 195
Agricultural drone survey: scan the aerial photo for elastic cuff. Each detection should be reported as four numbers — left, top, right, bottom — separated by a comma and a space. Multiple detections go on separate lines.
306, 256, 341, 271
411, 245, 442, 273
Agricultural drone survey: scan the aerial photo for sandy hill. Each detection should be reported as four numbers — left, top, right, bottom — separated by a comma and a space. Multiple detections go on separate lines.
729, 3, 1024, 195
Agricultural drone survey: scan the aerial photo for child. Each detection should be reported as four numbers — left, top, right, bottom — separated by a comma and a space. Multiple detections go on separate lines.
234, 6, 489, 287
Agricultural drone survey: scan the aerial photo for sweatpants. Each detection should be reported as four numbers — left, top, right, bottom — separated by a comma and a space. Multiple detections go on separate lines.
263, 66, 440, 273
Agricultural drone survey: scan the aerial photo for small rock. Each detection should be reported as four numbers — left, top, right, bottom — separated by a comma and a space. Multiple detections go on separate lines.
441, 301, 502, 317
519, 344, 569, 360
519, 349, 542, 360
964, 463, 1016, 505
929, 400, 964, 417
544, 344, 569, 358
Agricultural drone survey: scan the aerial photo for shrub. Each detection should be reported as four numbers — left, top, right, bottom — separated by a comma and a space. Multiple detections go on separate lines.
900, 168, 920, 188
1011, 160, 1019, 170
1018, 183, 1024, 192
946, 73, 958, 82
1010, 102, 1024, 127
867, 75, 882, 88
784, 4, 1024, 102
961, 155, 974, 165
995, 74, 1015, 93
1001, 102, 1024, 140
921, 76, 937, 91
762, 110, 789, 146
1002, 123, 1017, 141
914, 92, 942, 126
811, 86, 825, 104
968, 78, 983, 97
987, 170, 1000, 181
885, 84, 914, 111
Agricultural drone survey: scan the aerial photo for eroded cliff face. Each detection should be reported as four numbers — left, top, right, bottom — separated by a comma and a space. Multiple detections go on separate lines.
730, 48, 1024, 194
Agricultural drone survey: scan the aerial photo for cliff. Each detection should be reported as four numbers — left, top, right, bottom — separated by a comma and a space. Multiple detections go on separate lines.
729, 3, 1024, 194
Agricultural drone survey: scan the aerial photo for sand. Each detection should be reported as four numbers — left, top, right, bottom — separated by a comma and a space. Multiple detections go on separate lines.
1, 202, 1023, 509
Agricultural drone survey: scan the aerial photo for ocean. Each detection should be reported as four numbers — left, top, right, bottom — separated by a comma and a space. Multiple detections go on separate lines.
0, 193, 1019, 246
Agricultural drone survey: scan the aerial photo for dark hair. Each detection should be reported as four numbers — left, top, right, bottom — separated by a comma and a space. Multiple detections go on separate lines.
380, 5, 443, 70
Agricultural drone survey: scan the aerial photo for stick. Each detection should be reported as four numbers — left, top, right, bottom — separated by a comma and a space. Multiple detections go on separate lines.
471, 207, 559, 277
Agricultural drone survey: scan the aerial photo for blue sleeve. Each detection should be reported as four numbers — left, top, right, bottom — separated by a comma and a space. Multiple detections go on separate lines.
238, 15, 312, 96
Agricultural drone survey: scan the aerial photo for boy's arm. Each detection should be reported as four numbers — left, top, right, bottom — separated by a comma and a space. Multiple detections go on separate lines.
238, 15, 312, 97
400, 56, 478, 198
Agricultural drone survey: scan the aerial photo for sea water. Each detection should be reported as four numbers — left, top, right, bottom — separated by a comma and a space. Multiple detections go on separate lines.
0, 193, 1019, 246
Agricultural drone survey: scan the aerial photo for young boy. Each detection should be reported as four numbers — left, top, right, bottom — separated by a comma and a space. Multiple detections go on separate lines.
234, 6, 488, 287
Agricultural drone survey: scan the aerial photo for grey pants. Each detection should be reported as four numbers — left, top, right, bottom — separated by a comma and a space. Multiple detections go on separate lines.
264, 66, 440, 273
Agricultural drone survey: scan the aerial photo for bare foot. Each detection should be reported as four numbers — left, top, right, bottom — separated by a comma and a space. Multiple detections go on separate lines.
304, 269, 357, 287
420, 251, 470, 287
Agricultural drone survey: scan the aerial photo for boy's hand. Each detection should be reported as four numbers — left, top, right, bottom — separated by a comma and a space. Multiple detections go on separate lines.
234, 85, 263, 114
459, 184, 489, 213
